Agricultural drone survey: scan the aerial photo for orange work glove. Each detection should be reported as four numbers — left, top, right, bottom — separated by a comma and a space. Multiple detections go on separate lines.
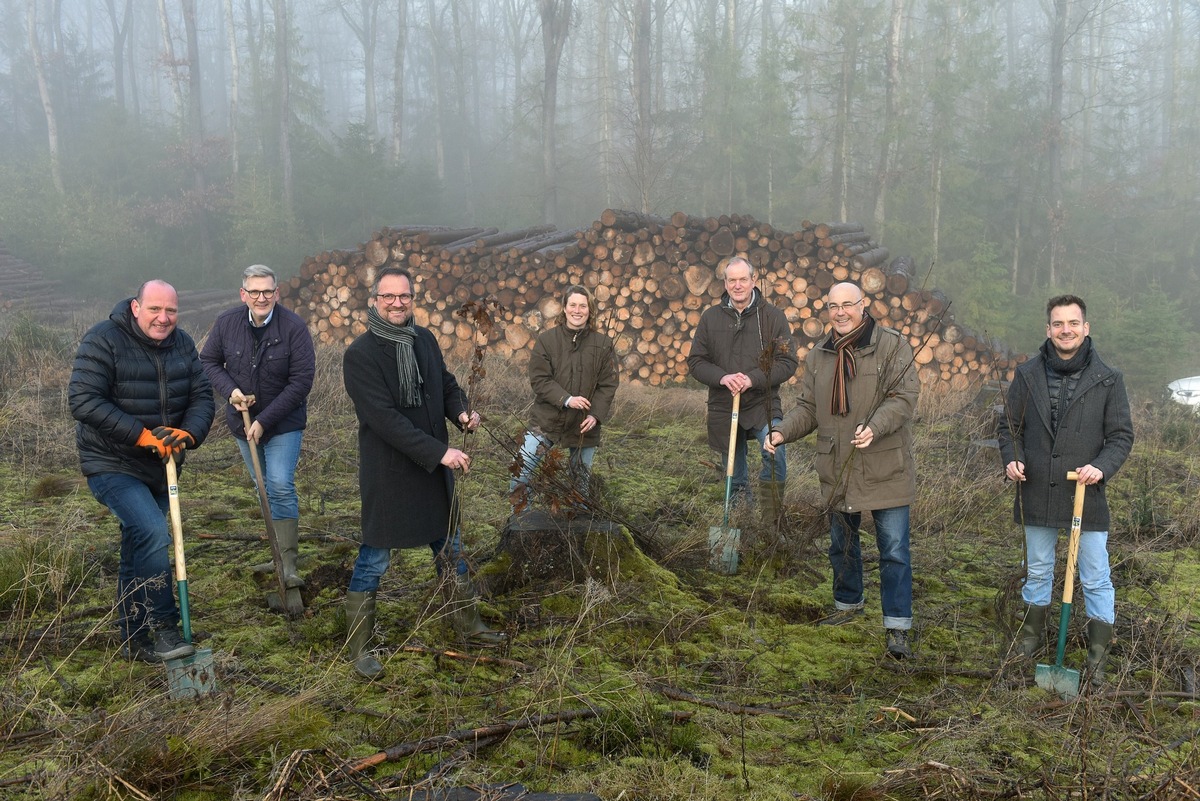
135, 428, 171, 461
152, 426, 195, 456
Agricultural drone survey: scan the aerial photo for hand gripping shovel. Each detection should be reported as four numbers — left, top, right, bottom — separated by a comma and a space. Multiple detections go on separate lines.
164, 455, 217, 699
708, 392, 742, 574
1035, 470, 1085, 700
241, 406, 304, 617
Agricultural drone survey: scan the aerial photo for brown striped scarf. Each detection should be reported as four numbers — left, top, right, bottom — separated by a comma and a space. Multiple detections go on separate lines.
829, 314, 874, 416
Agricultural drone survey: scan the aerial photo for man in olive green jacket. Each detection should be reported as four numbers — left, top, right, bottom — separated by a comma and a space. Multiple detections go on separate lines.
767, 282, 919, 658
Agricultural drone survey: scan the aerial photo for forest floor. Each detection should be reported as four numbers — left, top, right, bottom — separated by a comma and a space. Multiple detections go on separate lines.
2, 322, 1200, 801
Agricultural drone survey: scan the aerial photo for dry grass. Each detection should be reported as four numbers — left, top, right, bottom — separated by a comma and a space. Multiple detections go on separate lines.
2, 334, 1200, 800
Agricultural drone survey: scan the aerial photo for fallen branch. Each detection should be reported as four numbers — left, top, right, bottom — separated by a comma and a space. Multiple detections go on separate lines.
195, 531, 347, 543
649, 681, 805, 719
350, 709, 601, 772
420, 733, 507, 782
0, 728, 54, 744
350, 708, 692, 772
399, 644, 530, 670
264, 747, 387, 801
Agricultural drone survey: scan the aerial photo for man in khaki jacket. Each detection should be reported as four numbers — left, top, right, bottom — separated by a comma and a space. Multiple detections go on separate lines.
767, 282, 919, 658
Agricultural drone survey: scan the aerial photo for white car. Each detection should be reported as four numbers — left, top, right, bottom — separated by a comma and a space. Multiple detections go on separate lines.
1167, 376, 1200, 407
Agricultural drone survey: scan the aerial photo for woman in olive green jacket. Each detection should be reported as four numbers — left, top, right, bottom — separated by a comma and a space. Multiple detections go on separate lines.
509, 285, 618, 508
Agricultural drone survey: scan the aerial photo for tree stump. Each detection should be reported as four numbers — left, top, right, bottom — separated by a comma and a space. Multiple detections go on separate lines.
488, 510, 634, 595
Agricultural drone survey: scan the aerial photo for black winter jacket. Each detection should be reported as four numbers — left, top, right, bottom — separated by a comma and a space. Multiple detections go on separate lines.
200, 304, 315, 441
997, 343, 1133, 530
69, 298, 215, 492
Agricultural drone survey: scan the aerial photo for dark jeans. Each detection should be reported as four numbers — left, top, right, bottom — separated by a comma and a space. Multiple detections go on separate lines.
348, 530, 468, 593
829, 506, 913, 630
87, 472, 178, 642
731, 419, 787, 497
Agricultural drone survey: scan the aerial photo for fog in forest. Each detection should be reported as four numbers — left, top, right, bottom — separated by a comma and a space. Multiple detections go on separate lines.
1, 0, 1198, 391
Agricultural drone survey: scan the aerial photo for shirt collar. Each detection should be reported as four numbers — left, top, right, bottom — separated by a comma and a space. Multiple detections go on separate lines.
248, 307, 275, 328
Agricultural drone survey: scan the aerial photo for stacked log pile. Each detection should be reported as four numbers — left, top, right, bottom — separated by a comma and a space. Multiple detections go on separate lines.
278, 211, 1024, 390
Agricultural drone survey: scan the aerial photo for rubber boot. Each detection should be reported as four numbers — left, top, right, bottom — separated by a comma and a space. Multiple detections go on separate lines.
1016, 604, 1048, 658
759, 480, 786, 526
273, 518, 305, 588
1086, 619, 1114, 688
345, 591, 383, 679
446, 572, 507, 648
251, 519, 304, 587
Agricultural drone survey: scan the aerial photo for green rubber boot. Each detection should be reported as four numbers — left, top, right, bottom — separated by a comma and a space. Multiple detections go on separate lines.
273, 518, 304, 589
446, 572, 507, 648
251, 519, 304, 588
345, 591, 383, 679
1086, 619, 1114, 688
1016, 604, 1048, 659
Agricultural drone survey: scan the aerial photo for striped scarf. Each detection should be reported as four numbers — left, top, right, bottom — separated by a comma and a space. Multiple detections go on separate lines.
829, 314, 874, 416
367, 305, 423, 407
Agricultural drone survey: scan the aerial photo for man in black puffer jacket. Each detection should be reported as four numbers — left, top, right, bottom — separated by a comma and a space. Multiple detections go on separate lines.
69, 280, 215, 662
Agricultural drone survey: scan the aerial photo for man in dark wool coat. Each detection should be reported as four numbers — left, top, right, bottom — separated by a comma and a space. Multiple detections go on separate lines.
998, 294, 1133, 688
341, 266, 506, 679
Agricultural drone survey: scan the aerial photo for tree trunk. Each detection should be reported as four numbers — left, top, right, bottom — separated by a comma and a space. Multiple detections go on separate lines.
104, 0, 133, 112
27, 0, 65, 195
243, 0, 265, 160
337, 0, 381, 144
126, 1, 140, 121
871, 0, 903, 240
157, 0, 185, 137
180, 0, 215, 275
597, 0, 613, 207
450, 0, 475, 220
834, 11, 857, 221
390, 0, 407, 166
427, 0, 446, 181
1046, 0, 1068, 288
224, 0, 240, 173
632, 0, 652, 213
272, 0, 294, 218
539, 0, 571, 225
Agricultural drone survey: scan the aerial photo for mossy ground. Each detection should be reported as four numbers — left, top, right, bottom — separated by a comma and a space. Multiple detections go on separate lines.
2, 337, 1199, 799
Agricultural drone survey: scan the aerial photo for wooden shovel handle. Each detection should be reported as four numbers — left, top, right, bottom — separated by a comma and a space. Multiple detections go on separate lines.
1061, 471, 1085, 606
724, 393, 742, 479
166, 455, 186, 583
166, 454, 193, 642
241, 409, 288, 599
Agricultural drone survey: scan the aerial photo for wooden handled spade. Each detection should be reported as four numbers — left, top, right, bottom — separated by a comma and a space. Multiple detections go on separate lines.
708, 392, 742, 574
241, 402, 304, 617
164, 455, 218, 699
1035, 470, 1086, 700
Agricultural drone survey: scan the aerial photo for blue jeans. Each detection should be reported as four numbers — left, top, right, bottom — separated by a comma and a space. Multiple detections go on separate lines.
87, 472, 178, 641
508, 431, 596, 494
1023, 525, 1114, 623
732, 420, 787, 495
236, 429, 303, 520
829, 506, 912, 630
348, 530, 468, 592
